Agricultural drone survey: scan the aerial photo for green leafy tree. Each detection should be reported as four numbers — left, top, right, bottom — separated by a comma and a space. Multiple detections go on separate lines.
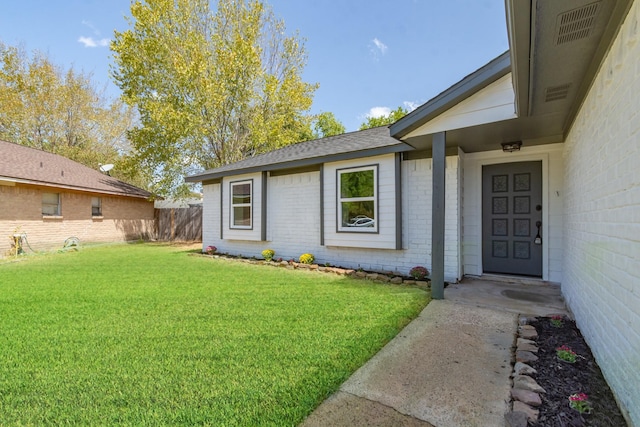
312, 111, 345, 138
111, 0, 318, 197
0, 42, 142, 186
359, 106, 408, 130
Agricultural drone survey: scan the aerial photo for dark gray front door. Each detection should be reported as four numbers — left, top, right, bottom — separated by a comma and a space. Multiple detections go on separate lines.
482, 161, 542, 277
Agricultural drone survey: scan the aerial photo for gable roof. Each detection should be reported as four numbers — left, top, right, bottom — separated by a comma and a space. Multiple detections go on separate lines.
186, 126, 414, 182
0, 140, 151, 198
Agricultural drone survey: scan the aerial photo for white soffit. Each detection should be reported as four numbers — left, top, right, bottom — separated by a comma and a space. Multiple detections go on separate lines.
405, 73, 517, 138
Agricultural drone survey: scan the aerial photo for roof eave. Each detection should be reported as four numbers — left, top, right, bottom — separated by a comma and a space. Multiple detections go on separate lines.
390, 50, 512, 139
185, 143, 413, 182
0, 175, 151, 199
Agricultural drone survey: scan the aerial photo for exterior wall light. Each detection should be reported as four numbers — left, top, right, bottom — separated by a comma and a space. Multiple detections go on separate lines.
501, 141, 522, 152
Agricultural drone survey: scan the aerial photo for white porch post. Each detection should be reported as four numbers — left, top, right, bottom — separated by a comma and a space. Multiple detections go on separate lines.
431, 132, 446, 299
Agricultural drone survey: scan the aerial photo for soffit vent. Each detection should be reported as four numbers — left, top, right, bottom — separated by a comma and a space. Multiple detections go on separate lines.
556, 2, 601, 45
545, 83, 572, 102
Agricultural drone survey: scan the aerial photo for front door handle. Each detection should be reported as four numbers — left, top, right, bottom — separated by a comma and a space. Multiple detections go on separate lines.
534, 221, 542, 245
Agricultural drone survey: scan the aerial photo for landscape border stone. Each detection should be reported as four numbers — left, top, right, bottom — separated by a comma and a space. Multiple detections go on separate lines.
196, 253, 431, 288
506, 315, 545, 426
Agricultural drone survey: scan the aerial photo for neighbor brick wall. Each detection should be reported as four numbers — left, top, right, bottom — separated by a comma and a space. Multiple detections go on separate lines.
562, 2, 640, 424
0, 184, 155, 255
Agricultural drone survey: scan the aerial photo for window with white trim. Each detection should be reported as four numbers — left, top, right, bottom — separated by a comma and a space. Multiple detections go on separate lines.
230, 180, 252, 229
338, 165, 377, 232
42, 192, 60, 216
91, 197, 102, 216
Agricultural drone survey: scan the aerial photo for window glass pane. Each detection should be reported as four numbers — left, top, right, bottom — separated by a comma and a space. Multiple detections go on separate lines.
233, 206, 251, 227
340, 170, 374, 198
42, 193, 59, 204
92, 197, 102, 216
42, 193, 59, 216
341, 201, 375, 228
232, 183, 251, 204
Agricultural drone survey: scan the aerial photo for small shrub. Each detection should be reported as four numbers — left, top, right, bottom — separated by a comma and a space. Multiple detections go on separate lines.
409, 266, 429, 280
299, 253, 315, 264
569, 393, 592, 414
205, 245, 217, 255
556, 345, 577, 363
261, 249, 275, 261
550, 315, 564, 327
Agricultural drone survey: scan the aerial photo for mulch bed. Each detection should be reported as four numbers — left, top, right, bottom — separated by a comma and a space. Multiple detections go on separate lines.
529, 317, 628, 426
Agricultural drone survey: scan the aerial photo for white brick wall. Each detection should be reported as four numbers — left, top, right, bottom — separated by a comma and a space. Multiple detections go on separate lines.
201, 183, 220, 246
562, 2, 640, 424
201, 155, 461, 280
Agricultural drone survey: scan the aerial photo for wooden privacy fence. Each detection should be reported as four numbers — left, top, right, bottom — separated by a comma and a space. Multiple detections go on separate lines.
155, 206, 203, 241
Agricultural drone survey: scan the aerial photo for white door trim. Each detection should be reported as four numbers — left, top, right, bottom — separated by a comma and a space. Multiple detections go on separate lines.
466, 149, 554, 281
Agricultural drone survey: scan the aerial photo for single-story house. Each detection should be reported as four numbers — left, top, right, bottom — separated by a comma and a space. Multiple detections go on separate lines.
0, 140, 155, 255
187, 0, 639, 424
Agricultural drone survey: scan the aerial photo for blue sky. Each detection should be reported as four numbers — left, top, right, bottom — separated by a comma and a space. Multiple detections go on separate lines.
0, 0, 508, 132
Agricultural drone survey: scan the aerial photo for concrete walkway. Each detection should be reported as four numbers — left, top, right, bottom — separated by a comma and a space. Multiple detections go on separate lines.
301, 278, 568, 427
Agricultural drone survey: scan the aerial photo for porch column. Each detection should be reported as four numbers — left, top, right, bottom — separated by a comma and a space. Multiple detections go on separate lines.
431, 132, 445, 299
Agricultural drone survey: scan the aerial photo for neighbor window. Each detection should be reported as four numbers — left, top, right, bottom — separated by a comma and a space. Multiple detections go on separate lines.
338, 165, 377, 232
92, 197, 102, 216
42, 192, 60, 216
230, 180, 252, 229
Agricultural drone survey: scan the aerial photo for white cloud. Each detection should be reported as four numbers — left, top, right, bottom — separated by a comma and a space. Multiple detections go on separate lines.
369, 37, 388, 61
372, 38, 388, 54
78, 20, 109, 48
366, 106, 391, 118
78, 36, 110, 48
403, 101, 420, 112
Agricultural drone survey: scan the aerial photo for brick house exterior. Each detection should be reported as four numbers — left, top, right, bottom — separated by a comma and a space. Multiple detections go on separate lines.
0, 140, 155, 255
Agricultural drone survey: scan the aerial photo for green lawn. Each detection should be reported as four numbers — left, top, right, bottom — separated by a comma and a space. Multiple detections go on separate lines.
0, 244, 429, 426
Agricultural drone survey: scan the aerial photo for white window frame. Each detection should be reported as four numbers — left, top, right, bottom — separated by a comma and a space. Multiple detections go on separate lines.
337, 165, 378, 233
230, 179, 253, 229
42, 192, 61, 216
91, 197, 102, 217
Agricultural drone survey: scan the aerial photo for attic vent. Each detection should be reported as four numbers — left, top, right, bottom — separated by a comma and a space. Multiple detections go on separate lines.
556, 2, 600, 45
545, 84, 572, 102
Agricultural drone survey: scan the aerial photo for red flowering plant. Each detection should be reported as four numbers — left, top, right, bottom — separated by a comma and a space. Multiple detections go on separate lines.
569, 393, 592, 414
205, 245, 217, 255
550, 315, 564, 327
409, 266, 429, 280
556, 345, 578, 363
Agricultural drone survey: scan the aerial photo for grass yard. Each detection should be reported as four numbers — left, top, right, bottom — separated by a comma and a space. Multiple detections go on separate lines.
0, 244, 429, 426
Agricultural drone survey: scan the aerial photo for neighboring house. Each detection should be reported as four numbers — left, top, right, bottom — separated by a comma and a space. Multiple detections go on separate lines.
0, 140, 155, 254
187, 0, 639, 424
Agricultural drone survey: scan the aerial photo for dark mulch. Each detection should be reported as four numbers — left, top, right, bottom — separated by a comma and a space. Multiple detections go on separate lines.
529, 317, 628, 426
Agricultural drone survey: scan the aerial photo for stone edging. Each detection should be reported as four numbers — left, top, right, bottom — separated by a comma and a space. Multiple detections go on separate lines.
198, 254, 432, 287
505, 315, 544, 426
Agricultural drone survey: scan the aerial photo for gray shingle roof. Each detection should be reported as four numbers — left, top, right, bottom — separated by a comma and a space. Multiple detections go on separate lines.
0, 140, 151, 198
186, 126, 414, 182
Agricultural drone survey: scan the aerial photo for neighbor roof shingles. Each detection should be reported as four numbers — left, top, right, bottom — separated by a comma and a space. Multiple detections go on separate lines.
0, 140, 151, 198
186, 126, 414, 181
